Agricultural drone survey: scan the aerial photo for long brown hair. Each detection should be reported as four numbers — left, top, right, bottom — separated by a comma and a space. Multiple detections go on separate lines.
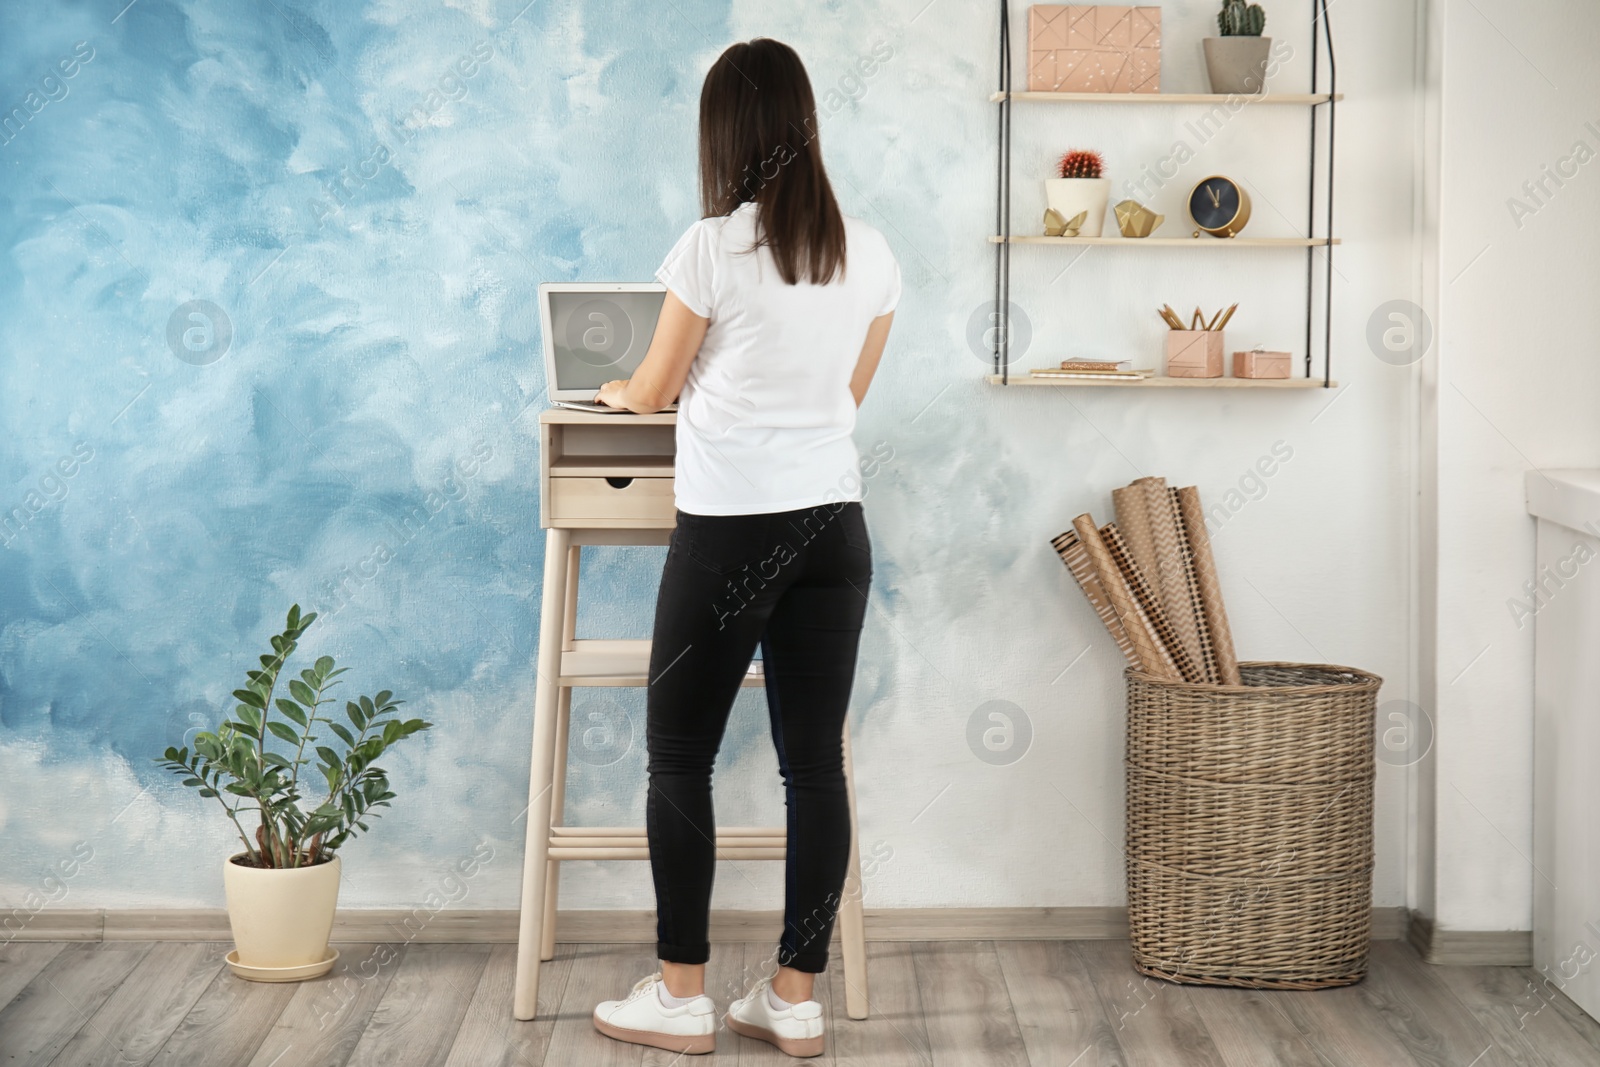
698, 39, 847, 286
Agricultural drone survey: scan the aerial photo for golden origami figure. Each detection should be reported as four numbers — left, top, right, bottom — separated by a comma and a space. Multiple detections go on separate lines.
1114, 199, 1164, 238
1043, 207, 1088, 237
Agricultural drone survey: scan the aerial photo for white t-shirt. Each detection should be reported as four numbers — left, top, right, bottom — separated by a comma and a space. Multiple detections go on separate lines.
654, 203, 901, 516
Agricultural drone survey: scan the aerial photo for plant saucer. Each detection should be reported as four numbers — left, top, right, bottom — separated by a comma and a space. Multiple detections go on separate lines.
225, 946, 339, 983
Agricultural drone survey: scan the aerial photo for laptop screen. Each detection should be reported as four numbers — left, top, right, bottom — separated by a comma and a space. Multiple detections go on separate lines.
547, 289, 666, 392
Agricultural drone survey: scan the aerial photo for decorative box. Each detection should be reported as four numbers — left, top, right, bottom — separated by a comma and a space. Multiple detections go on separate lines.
1028, 6, 1161, 94
1165, 331, 1225, 378
1232, 349, 1292, 379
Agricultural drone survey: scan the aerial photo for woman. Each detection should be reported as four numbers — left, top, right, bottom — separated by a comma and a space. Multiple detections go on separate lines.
587, 37, 899, 1059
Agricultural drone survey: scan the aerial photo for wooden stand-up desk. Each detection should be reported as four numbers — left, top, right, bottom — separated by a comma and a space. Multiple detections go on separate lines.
512, 409, 870, 1021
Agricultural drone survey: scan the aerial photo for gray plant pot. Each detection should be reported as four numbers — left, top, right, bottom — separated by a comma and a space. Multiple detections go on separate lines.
1202, 36, 1272, 95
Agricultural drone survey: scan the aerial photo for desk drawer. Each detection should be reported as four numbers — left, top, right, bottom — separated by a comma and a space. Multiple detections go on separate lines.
546, 476, 676, 528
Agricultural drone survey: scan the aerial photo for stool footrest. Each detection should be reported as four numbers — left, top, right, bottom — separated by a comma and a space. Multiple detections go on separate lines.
547, 825, 788, 859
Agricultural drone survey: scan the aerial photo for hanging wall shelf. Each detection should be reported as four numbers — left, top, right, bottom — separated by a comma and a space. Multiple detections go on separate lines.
989, 0, 1340, 389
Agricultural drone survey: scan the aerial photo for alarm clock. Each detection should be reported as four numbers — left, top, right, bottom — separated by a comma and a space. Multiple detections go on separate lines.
1187, 175, 1252, 238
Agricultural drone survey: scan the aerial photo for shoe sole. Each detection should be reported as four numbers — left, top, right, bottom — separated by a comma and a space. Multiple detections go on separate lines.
726, 1013, 825, 1058
592, 1013, 715, 1055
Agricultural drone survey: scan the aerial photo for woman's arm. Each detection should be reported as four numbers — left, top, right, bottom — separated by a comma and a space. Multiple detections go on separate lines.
848, 311, 895, 408
594, 291, 709, 413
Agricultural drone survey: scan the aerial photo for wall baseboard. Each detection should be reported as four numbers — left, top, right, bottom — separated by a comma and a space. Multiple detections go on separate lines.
6, 905, 1413, 945
1406, 911, 1533, 966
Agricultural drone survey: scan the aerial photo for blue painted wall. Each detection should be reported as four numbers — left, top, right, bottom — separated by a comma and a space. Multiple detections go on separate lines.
1, 0, 1416, 916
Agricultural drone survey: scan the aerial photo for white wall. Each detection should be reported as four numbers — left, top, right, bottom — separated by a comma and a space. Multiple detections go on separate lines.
1419, 0, 1600, 932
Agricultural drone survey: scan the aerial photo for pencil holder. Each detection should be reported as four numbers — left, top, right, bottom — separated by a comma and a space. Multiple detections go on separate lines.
1165, 331, 1224, 378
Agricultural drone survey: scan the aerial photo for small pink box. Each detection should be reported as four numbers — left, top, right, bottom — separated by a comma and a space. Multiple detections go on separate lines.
1165, 331, 1224, 378
1233, 349, 1292, 379
1028, 5, 1161, 94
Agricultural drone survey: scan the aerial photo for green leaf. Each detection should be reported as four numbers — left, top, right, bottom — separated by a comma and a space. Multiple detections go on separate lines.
287, 603, 301, 629
275, 700, 308, 727
328, 722, 356, 747
316, 655, 336, 679
347, 701, 364, 729
374, 690, 393, 708
359, 695, 375, 718
233, 688, 266, 709
198, 788, 217, 798
289, 679, 316, 707
181, 777, 204, 787
325, 667, 350, 679
267, 721, 301, 744
316, 746, 342, 768
263, 752, 294, 768
382, 720, 402, 745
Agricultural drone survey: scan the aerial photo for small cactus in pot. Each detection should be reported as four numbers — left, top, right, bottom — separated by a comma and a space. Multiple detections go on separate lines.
1204, 0, 1272, 94
1218, 0, 1266, 36
1044, 148, 1111, 238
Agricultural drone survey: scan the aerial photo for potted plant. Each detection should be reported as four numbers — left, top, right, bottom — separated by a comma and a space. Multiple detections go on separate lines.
1045, 149, 1110, 238
1203, 0, 1271, 95
156, 605, 431, 981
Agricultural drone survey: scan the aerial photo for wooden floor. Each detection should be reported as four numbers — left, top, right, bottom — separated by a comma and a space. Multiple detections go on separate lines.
3, 938, 1599, 1066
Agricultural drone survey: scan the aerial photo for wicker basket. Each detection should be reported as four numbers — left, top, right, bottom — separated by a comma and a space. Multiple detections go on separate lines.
1124, 661, 1382, 990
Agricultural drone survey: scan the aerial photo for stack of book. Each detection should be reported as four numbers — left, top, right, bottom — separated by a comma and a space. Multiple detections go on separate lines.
1030, 360, 1153, 381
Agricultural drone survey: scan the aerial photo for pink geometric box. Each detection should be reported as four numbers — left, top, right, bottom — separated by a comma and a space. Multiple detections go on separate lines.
1233, 349, 1292, 378
1028, 5, 1161, 94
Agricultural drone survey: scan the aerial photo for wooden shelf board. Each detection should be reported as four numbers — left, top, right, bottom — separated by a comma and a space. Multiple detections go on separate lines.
991, 236, 1338, 247
558, 638, 765, 687
986, 374, 1338, 389
550, 454, 674, 476
990, 91, 1342, 105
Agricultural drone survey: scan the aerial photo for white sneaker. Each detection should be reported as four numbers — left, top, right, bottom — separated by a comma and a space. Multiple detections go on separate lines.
592, 971, 716, 1055
725, 973, 825, 1058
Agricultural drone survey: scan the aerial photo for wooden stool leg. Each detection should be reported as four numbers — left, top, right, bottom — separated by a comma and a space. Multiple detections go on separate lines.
540, 544, 582, 961
513, 527, 572, 1020
837, 724, 869, 1020
540, 686, 572, 961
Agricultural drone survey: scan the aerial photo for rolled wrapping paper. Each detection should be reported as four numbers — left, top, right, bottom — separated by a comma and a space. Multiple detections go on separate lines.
1175, 485, 1243, 685
1168, 485, 1222, 683
1112, 485, 1162, 597
1051, 530, 1139, 669
1101, 523, 1205, 684
1136, 477, 1210, 681
1071, 514, 1177, 679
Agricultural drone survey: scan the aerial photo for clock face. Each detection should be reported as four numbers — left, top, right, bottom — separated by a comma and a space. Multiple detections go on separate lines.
1189, 177, 1244, 233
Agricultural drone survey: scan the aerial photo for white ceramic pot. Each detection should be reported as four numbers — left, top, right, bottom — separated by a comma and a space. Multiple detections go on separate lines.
1044, 178, 1112, 237
1202, 37, 1272, 95
222, 852, 341, 969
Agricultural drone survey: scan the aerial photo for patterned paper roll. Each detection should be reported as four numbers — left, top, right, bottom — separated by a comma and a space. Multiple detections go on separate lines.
1051, 530, 1138, 669
1175, 485, 1242, 685
1112, 485, 1162, 597
1072, 514, 1175, 679
1102, 523, 1204, 684
1137, 477, 1209, 681
1169, 486, 1223, 683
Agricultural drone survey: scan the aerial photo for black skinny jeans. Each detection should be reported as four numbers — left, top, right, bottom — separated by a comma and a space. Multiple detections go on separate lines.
646, 499, 872, 974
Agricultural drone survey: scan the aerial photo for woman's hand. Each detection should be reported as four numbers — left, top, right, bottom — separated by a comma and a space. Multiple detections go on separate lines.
595, 379, 630, 409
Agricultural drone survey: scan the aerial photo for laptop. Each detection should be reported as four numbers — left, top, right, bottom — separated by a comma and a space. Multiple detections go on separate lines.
539, 282, 676, 414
